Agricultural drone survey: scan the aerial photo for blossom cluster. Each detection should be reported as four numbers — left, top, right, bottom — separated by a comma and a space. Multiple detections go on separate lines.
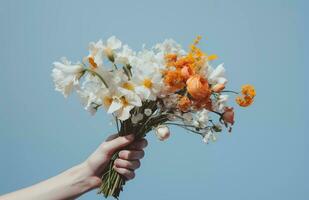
52, 36, 255, 143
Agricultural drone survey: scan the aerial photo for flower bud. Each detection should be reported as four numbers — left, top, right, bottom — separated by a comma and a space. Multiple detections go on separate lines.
155, 125, 170, 141
103, 47, 115, 62
186, 75, 210, 100
222, 107, 234, 125
211, 83, 225, 93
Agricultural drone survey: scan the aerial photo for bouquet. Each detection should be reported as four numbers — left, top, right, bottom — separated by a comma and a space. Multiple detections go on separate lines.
51, 36, 256, 198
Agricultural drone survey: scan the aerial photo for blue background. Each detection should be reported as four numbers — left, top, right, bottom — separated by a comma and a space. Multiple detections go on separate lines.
0, 0, 308, 199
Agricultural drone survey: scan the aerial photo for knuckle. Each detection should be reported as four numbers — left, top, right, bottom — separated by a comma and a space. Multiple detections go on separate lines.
135, 160, 141, 168
119, 150, 129, 159
140, 150, 145, 158
128, 172, 135, 180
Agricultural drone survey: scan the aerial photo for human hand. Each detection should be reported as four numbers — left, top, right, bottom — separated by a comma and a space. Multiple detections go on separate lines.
83, 134, 148, 189
0, 133, 148, 200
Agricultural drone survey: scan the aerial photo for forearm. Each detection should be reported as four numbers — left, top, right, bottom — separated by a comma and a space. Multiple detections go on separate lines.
0, 162, 97, 200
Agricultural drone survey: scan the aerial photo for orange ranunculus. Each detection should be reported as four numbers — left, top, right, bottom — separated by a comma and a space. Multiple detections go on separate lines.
193, 97, 212, 111
222, 107, 234, 125
180, 66, 195, 80
186, 74, 210, 100
177, 96, 191, 112
163, 70, 186, 92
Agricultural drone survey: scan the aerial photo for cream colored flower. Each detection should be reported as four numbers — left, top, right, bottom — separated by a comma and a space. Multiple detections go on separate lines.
87, 40, 104, 68
103, 36, 122, 62
107, 87, 142, 121
193, 109, 209, 129
207, 63, 227, 85
52, 57, 83, 98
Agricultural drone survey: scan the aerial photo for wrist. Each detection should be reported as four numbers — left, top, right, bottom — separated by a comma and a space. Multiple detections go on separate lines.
64, 162, 102, 195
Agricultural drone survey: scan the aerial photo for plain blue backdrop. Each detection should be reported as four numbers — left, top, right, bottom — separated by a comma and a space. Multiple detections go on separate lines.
0, 0, 308, 199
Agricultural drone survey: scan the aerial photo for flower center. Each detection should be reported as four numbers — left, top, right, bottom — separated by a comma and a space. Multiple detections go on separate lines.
103, 96, 113, 107
122, 82, 134, 91
120, 96, 129, 107
143, 78, 153, 89
88, 57, 97, 68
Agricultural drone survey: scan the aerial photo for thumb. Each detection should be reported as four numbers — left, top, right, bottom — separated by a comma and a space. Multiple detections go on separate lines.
102, 134, 135, 156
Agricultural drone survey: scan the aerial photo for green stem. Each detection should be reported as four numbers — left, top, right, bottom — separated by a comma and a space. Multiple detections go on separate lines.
221, 90, 239, 94
83, 68, 109, 88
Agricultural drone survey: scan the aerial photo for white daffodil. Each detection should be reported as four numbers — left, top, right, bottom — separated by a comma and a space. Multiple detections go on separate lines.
207, 63, 227, 85
213, 94, 229, 113
154, 39, 186, 56
133, 72, 162, 101
87, 40, 104, 68
202, 129, 218, 144
103, 36, 122, 62
52, 57, 83, 98
115, 45, 135, 65
107, 87, 142, 121
128, 50, 164, 100
76, 73, 107, 115
193, 109, 209, 129
202, 129, 213, 144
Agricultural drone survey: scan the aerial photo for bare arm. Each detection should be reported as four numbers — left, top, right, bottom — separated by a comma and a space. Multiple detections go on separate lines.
0, 134, 147, 200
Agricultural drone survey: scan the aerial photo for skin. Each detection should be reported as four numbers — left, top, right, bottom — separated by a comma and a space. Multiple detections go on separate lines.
0, 134, 147, 200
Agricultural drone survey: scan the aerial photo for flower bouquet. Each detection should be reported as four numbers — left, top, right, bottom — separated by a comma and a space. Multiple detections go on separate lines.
51, 36, 255, 198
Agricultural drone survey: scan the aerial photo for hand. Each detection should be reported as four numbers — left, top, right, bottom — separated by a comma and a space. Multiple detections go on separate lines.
84, 134, 148, 188
0, 133, 148, 200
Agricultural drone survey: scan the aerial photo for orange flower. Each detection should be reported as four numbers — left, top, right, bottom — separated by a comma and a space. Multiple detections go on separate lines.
163, 70, 186, 92
236, 84, 256, 107
186, 74, 210, 100
177, 96, 191, 112
165, 54, 178, 67
193, 97, 212, 111
180, 66, 195, 80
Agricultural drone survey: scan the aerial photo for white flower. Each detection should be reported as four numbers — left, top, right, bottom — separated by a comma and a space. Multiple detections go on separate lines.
131, 113, 144, 124
144, 108, 152, 116
207, 63, 227, 85
154, 39, 186, 56
162, 94, 180, 109
133, 72, 163, 101
202, 129, 213, 144
182, 112, 193, 124
103, 36, 122, 61
129, 50, 164, 100
87, 40, 104, 67
115, 45, 135, 65
76, 73, 107, 115
107, 87, 142, 121
215, 94, 229, 113
202, 129, 218, 144
193, 109, 209, 129
52, 57, 83, 98
155, 125, 170, 141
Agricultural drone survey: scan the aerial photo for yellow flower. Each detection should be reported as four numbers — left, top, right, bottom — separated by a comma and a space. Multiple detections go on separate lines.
236, 84, 256, 107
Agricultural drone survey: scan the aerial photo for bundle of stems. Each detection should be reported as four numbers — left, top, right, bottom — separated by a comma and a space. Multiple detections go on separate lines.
97, 101, 168, 198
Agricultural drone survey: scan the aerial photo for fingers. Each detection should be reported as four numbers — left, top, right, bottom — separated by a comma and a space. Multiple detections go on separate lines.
118, 150, 144, 160
113, 139, 147, 180
101, 134, 135, 156
127, 139, 148, 150
114, 159, 141, 170
113, 166, 135, 180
